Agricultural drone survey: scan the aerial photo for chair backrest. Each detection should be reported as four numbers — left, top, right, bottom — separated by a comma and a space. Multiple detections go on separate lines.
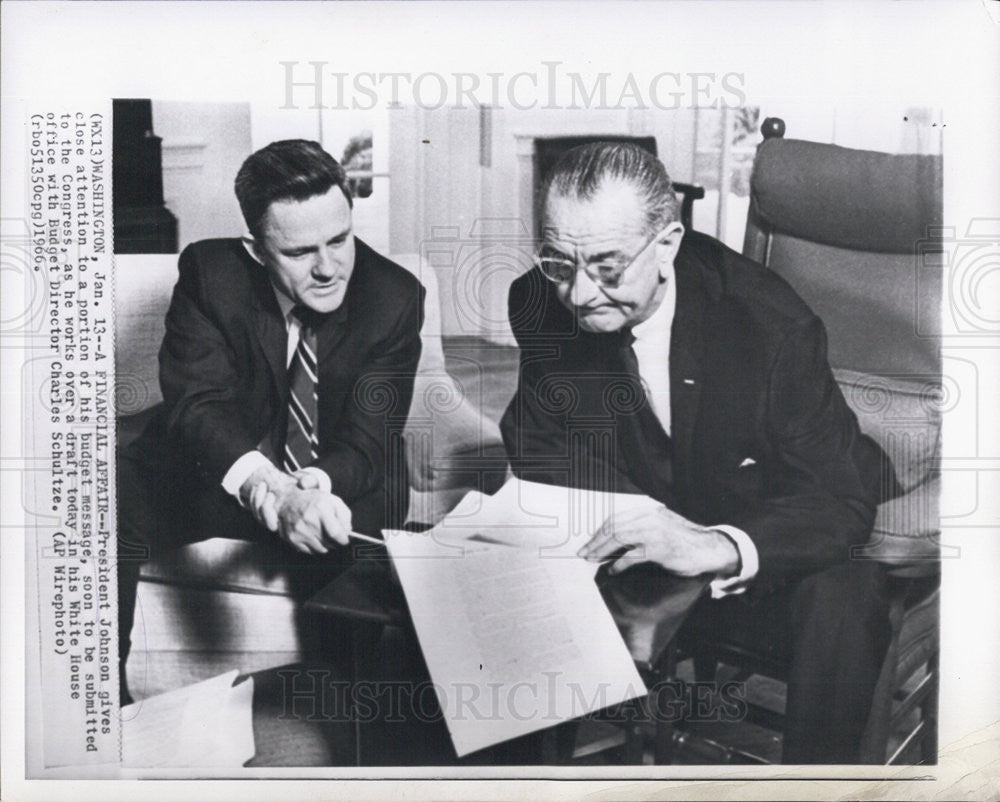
114, 254, 179, 413
744, 132, 942, 379
744, 123, 943, 565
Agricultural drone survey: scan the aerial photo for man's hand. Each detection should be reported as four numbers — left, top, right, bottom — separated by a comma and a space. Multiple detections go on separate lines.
249, 479, 282, 530
293, 469, 322, 490
242, 462, 292, 531
578, 504, 739, 577
240, 463, 351, 554
272, 486, 352, 554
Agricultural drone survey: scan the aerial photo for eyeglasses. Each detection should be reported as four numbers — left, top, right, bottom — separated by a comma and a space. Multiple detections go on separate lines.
533, 228, 663, 289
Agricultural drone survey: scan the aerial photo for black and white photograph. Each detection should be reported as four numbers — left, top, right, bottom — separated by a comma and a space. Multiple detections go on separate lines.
2, 2, 998, 799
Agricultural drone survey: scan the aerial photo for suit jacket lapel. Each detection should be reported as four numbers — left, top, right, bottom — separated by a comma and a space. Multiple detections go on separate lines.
248, 257, 289, 398
669, 246, 707, 505
315, 300, 349, 371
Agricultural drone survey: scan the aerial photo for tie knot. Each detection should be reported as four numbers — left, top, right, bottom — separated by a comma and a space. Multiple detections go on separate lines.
291, 305, 321, 331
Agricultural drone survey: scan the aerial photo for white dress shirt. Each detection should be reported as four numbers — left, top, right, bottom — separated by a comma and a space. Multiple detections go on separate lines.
630, 274, 759, 598
220, 245, 332, 500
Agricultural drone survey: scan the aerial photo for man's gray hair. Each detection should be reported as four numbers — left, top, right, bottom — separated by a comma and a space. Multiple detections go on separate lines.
541, 142, 680, 233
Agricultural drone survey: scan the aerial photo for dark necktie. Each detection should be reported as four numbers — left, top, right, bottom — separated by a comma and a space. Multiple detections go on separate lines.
283, 307, 319, 472
618, 328, 675, 505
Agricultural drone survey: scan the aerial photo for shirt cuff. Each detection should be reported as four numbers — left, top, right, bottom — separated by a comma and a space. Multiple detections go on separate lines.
708, 525, 760, 599
297, 466, 332, 494
221, 450, 274, 503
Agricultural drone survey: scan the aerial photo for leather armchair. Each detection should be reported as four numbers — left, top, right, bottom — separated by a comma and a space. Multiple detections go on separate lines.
683, 118, 942, 764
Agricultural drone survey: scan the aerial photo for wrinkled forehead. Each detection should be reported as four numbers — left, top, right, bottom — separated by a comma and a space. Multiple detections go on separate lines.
541, 180, 648, 251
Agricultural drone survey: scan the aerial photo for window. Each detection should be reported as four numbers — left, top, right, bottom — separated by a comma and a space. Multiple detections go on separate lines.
322, 110, 390, 253
692, 106, 761, 249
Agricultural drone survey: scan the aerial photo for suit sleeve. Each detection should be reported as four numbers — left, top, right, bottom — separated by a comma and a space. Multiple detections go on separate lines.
725, 315, 883, 581
313, 283, 424, 503
158, 245, 260, 484
500, 277, 569, 485
500, 338, 574, 485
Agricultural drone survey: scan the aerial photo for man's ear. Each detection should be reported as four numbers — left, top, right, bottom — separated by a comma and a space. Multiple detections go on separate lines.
654, 221, 685, 278
243, 235, 266, 265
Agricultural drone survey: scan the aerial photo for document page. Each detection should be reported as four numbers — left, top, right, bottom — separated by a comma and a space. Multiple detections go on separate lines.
430, 478, 663, 563
383, 479, 656, 757
120, 670, 255, 769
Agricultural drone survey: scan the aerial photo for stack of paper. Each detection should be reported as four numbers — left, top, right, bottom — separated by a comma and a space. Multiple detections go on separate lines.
120, 670, 255, 768
383, 479, 662, 757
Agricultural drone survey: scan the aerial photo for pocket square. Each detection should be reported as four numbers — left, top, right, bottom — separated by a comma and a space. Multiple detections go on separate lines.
739, 457, 757, 468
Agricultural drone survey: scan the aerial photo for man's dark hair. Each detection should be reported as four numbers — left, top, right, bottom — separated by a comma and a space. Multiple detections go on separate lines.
541, 142, 679, 233
235, 139, 353, 237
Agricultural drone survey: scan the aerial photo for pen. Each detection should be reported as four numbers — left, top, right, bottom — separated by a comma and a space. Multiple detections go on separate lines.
349, 531, 385, 546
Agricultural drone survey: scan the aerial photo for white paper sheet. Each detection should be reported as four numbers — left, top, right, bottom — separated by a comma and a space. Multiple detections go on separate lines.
121, 670, 255, 768
384, 479, 657, 757
429, 478, 662, 563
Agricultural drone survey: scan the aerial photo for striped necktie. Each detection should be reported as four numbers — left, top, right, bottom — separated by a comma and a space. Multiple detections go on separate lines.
283, 306, 319, 472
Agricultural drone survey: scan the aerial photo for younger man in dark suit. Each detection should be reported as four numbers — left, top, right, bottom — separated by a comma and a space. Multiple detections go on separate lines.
117, 140, 424, 698
501, 142, 892, 763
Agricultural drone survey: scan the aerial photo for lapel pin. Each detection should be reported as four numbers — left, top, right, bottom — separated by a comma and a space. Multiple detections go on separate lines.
683, 378, 695, 385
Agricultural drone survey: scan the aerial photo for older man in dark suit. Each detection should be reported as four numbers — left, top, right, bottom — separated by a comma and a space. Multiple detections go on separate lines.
117, 140, 423, 698
500, 142, 892, 763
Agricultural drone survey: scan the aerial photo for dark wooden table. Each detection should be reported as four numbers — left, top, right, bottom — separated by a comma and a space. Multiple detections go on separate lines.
305, 555, 709, 766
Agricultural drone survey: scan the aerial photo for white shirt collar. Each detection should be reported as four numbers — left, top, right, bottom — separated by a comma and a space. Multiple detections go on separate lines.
631, 266, 676, 344
627, 266, 676, 434
273, 283, 296, 322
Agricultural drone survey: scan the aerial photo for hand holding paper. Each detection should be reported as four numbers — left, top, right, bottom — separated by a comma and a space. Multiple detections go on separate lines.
579, 503, 740, 576
381, 478, 658, 757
